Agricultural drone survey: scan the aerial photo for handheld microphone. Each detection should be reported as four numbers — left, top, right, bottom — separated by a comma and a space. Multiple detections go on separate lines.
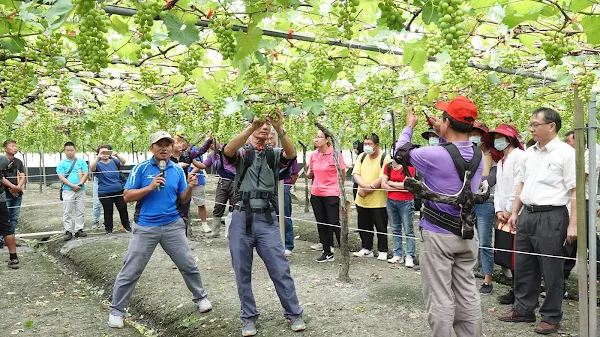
159, 160, 166, 187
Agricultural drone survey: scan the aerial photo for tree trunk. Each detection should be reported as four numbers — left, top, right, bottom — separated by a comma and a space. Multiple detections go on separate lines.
38, 150, 43, 192
298, 141, 309, 213
316, 122, 350, 282
22, 152, 29, 189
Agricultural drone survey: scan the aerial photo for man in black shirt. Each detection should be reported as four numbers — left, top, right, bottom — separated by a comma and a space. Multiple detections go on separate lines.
1, 140, 24, 250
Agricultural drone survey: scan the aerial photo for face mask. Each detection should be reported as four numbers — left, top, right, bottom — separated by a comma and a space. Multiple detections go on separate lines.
429, 137, 439, 146
469, 136, 481, 145
363, 145, 374, 154
494, 138, 510, 151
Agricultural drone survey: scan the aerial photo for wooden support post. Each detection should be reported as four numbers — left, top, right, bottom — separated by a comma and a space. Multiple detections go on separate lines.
278, 180, 285, 248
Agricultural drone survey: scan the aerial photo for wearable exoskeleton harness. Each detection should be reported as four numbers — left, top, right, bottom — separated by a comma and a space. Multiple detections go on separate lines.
394, 142, 490, 239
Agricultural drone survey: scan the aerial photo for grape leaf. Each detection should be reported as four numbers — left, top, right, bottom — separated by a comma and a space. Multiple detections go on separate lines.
0, 37, 25, 53
402, 39, 427, 73
421, 2, 439, 25
582, 16, 600, 45
111, 16, 129, 35
163, 14, 199, 46
284, 104, 302, 116
235, 25, 263, 61
426, 86, 440, 101
223, 96, 244, 116
3, 106, 18, 123
518, 35, 538, 52
44, 0, 72, 24
487, 73, 501, 84
569, 0, 592, 12
302, 99, 325, 116
25, 319, 34, 329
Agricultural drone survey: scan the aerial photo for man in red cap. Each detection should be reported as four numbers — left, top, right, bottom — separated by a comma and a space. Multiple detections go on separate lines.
396, 96, 484, 336
482, 124, 526, 304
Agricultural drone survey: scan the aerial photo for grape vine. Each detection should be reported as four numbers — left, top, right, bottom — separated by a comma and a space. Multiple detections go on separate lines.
73, 0, 110, 72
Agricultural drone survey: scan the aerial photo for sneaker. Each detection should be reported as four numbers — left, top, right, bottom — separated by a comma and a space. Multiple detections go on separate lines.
122, 225, 132, 232
377, 252, 388, 261
74, 229, 87, 238
288, 317, 306, 332
63, 231, 73, 241
310, 243, 323, 251
201, 223, 212, 234
7, 258, 19, 269
502, 267, 513, 279
107, 314, 124, 328
405, 256, 415, 268
91, 222, 100, 231
242, 321, 257, 336
197, 297, 213, 313
353, 248, 374, 258
479, 282, 493, 295
316, 253, 334, 263
387, 256, 404, 264
498, 290, 515, 305
105, 230, 112, 235
285, 249, 292, 257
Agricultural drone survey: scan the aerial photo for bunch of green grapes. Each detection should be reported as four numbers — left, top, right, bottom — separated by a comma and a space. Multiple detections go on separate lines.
133, 0, 162, 56
57, 75, 72, 108
426, 37, 443, 57
243, 65, 266, 89
501, 50, 519, 69
333, 0, 360, 40
179, 46, 203, 82
0, 63, 35, 105
140, 66, 160, 88
446, 47, 475, 85
208, 15, 236, 60
288, 59, 308, 95
310, 49, 332, 95
35, 32, 64, 74
433, 0, 468, 47
378, 0, 405, 31
578, 72, 597, 103
73, 0, 109, 72
541, 32, 570, 67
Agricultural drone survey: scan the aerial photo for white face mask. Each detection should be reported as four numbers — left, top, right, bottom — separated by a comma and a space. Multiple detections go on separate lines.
429, 137, 439, 146
363, 145, 374, 154
469, 136, 481, 145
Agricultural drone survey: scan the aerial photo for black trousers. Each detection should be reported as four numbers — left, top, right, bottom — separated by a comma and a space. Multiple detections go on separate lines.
563, 200, 600, 280
514, 206, 568, 325
352, 183, 358, 201
99, 191, 130, 232
213, 178, 234, 218
356, 205, 388, 253
311, 195, 341, 255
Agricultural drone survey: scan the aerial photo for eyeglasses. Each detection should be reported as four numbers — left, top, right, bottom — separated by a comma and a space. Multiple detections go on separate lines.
315, 136, 327, 139
529, 122, 553, 128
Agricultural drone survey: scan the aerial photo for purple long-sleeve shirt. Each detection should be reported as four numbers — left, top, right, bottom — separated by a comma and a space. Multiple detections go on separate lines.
203, 151, 236, 176
284, 160, 300, 184
190, 138, 213, 159
397, 126, 484, 234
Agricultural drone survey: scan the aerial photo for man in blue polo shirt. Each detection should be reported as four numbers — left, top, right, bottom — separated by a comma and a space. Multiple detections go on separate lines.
57, 141, 89, 241
108, 131, 212, 329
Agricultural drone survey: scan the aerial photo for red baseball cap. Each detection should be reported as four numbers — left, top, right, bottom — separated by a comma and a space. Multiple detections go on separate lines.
473, 121, 489, 134
483, 123, 524, 150
435, 96, 478, 125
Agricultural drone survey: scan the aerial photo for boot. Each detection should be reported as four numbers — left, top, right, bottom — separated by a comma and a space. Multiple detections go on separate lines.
207, 217, 221, 238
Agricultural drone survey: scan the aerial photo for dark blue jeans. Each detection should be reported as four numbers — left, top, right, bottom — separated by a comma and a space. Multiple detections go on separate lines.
275, 185, 294, 251
475, 202, 495, 276
5, 194, 22, 233
386, 199, 415, 258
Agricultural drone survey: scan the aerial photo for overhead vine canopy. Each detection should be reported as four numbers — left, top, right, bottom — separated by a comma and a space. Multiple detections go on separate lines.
0, 0, 598, 153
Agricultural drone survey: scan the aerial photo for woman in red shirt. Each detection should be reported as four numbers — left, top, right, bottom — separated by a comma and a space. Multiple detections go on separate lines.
381, 160, 416, 267
306, 131, 346, 263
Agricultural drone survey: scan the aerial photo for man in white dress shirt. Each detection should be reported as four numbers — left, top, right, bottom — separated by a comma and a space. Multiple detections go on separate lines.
498, 108, 576, 335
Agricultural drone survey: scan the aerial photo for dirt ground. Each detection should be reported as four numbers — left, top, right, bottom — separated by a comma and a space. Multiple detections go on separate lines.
0, 183, 586, 337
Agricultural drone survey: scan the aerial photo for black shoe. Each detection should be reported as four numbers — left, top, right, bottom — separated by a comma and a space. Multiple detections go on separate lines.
316, 253, 334, 263
63, 231, 73, 241
7, 258, 19, 269
74, 230, 87, 238
479, 282, 493, 295
122, 225, 132, 233
498, 290, 515, 305
105, 230, 112, 235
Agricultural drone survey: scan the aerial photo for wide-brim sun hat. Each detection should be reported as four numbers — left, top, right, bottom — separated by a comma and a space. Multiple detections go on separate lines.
482, 124, 524, 151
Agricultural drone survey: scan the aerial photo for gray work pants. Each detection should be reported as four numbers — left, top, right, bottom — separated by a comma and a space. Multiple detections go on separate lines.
110, 218, 208, 316
62, 189, 86, 233
514, 206, 568, 324
228, 209, 303, 323
420, 229, 482, 337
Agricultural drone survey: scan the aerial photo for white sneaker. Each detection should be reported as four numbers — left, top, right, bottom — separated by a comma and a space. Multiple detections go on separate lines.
310, 243, 323, 251
387, 256, 404, 264
377, 252, 388, 261
107, 314, 124, 328
284, 249, 292, 257
405, 256, 415, 268
201, 223, 212, 234
198, 297, 213, 313
353, 248, 374, 258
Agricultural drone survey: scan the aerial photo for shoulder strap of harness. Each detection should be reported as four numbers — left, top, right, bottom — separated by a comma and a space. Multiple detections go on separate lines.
440, 143, 482, 182
386, 161, 393, 180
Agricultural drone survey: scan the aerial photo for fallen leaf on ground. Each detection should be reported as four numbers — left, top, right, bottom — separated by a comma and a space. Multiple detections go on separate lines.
488, 307, 496, 312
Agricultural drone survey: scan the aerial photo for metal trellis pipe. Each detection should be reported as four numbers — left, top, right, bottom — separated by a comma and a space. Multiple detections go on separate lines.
587, 91, 597, 337
103, 5, 557, 83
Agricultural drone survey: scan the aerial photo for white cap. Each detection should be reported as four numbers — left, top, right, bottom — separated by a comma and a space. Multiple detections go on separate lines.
149, 131, 173, 145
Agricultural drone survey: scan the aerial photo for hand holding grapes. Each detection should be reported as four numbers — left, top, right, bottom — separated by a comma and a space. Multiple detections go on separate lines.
267, 109, 285, 135
406, 107, 418, 128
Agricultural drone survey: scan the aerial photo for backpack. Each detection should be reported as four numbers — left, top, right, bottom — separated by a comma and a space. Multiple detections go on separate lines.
215, 145, 236, 179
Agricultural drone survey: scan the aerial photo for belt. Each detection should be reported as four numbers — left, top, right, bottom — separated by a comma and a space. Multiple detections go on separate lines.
523, 204, 565, 213
233, 205, 273, 213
